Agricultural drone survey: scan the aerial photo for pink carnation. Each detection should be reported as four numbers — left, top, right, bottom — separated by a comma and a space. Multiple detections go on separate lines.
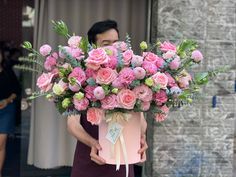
85, 48, 109, 70
155, 105, 169, 122
93, 86, 105, 100
73, 97, 89, 111
131, 55, 144, 67
96, 68, 117, 85
153, 90, 168, 105
152, 72, 168, 89
85, 85, 97, 101
118, 68, 135, 86
133, 67, 146, 80
51, 52, 58, 59
191, 50, 203, 62
69, 67, 86, 85
39, 44, 52, 56
112, 78, 124, 89
101, 94, 118, 110
160, 41, 177, 53
36, 72, 54, 92
142, 61, 157, 76
68, 36, 82, 48
133, 85, 153, 102
87, 108, 104, 125
169, 56, 180, 70
140, 101, 151, 111
122, 49, 133, 65
44, 55, 57, 71
117, 89, 136, 109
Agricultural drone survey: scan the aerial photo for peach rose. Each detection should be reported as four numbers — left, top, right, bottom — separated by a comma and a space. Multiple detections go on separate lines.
96, 68, 117, 85
87, 107, 105, 125
117, 89, 136, 109
152, 72, 168, 89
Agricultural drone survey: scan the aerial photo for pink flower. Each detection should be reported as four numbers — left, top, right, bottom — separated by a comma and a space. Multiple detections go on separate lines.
133, 85, 153, 102
143, 52, 159, 64
178, 77, 190, 89
103, 46, 118, 56
51, 52, 58, 59
156, 57, 165, 69
191, 50, 203, 62
85, 68, 97, 79
69, 67, 86, 85
142, 61, 157, 76
68, 36, 82, 48
85, 85, 97, 101
71, 48, 84, 60
59, 46, 72, 59
155, 105, 169, 122
153, 90, 168, 105
62, 63, 72, 70
122, 49, 133, 65
69, 83, 80, 92
140, 101, 151, 111
118, 68, 135, 86
165, 72, 177, 87
101, 94, 118, 110
169, 56, 180, 70
112, 78, 124, 89
133, 67, 146, 79
73, 97, 89, 111
162, 51, 176, 59
85, 48, 109, 70
104, 56, 118, 69
113, 41, 128, 51
44, 56, 57, 71
131, 55, 143, 67
152, 72, 168, 89
117, 89, 136, 109
87, 107, 104, 125
39, 44, 52, 56
96, 68, 117, 85
93, 86, 105, 100
36, 72, 54, 92
160, 41, 177, 53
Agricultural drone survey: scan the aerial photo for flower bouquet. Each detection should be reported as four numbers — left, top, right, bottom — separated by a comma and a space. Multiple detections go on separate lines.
16, 20, 223, 176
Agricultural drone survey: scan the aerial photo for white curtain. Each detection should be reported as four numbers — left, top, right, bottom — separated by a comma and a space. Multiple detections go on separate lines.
28, 0, 147, 169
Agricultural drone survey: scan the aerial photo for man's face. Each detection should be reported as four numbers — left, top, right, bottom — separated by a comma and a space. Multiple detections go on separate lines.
96, 29, 119, 47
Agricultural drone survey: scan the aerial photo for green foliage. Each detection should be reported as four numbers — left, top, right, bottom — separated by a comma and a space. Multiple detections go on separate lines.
177, 39, 197, 58
79, 37, 90, 53
14, 64, 42, 74
52, 20, 70, 38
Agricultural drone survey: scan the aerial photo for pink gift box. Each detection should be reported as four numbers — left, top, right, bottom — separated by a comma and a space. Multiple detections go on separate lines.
99, 112, 142, 164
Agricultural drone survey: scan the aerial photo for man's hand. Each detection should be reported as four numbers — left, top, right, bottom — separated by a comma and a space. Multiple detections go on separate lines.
0, 100, 7, 109
138, 134, 148, 162
90, 141, 106, 165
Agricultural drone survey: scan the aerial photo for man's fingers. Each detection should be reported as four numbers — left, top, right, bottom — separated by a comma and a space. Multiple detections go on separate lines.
90, 146, 106, 165
140, 152, 146, 163
138, 142, 148, 154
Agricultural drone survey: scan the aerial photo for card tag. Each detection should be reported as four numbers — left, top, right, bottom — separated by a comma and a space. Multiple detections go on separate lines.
106, 122, 123, 144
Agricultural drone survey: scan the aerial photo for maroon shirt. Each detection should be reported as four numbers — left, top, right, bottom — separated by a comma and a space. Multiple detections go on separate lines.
70, 114, 134, 177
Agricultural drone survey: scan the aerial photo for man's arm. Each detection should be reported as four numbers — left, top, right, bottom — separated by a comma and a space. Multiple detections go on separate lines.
67, 114, 106, 164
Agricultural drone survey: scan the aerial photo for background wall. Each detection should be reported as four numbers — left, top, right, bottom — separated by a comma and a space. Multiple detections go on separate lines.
146, 0, 236, 177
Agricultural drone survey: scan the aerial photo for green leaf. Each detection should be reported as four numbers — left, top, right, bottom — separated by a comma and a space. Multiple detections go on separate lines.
22, 41, 32, 49
51, 20, 70, 38
194, 72, 209, 85
79, 37, 90, 53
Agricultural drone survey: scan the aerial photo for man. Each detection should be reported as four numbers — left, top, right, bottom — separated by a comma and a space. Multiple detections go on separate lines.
67, 20, 148, 177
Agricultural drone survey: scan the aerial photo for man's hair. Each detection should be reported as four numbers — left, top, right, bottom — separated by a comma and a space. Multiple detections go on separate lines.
87, 19, 119, 44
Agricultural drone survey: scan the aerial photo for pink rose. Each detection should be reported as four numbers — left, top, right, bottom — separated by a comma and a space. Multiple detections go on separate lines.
71, 48, 84, 60
36, 72, 54, 92
153, 90, 168, 105
85, 48, 109, 70
87, 107, 104, 125
85, 85, 97, 101
39, 44, 52, 56
191, 50, 203, 62
142, 61, 157, 76
96, 68, 117, 85
101, 94, 118, 110
133, 67, 146, 80
160, 41, 177, 53
143, 52, 159, 64
59, 46, 72, 59
112, 78, 124, 89
93, 86, 105, 100
113, 41, 128, 51
169, 56, 180, 70
133, 85, 153, 102
68, 36, 82, 48
140, 101, 151, 111
165, 72, 177, 87
69, 67, 86, 85
73, 97, 89, 111
162, 51, 175, 59
155, 105, 169, 122
44, 56, 57, 71
152, 72, 168, 89
122, 49, 133, 65
131, 55, 143, 67
117, 89, 136, 109
118, 68, 135, 86
156, 57, 165, 69
104, 56, 118, 69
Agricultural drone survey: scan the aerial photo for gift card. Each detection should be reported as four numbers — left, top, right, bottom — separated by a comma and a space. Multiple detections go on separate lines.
106, 122, 123, 145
